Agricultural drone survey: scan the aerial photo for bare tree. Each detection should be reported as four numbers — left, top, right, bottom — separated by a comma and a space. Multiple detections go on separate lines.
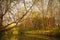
0, 0, 36, 39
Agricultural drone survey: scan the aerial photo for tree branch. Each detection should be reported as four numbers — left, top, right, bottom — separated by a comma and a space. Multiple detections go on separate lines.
0, 0, 36, 32
23, 0, 27, 11
3, 0, 21, 16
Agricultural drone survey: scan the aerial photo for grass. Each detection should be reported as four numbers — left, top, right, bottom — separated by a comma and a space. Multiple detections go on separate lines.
23, 27, 60, 37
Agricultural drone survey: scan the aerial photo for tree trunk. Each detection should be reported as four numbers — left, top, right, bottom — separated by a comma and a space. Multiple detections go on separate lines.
0, 11, 3, 29
0, 0, 4, 39
0, 10, 4, 40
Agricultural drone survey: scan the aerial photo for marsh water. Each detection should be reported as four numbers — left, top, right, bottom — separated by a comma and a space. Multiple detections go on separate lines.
18, 35, 60, 40
2, 34, 60, 40
1, 30, 60, 40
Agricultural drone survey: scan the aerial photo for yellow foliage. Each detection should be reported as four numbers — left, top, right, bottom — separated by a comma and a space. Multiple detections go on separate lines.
6, 23, 16, 29
5, 31, 8, 34
30, 10, 39, 18
13, 30, 18, 35
12, 28, 18, 35
10, 37, 17, 40
13, 28, 17, 30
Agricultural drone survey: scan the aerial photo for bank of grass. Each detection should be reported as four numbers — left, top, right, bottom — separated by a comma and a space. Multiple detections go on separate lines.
23, 27, 60, 37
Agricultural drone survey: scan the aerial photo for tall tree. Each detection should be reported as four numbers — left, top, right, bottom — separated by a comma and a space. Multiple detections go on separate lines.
0, 0, 36, 39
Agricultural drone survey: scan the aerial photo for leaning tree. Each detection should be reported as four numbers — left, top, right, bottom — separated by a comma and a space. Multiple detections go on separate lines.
0, 0, 36, 39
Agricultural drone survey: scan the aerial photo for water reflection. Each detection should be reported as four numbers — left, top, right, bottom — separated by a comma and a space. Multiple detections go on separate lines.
17, 35, 60, 40
1, 30, 60, 40
1, 33, 60, 40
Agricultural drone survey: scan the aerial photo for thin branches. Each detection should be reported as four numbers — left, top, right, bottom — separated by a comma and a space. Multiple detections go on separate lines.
23, 0, 27, 11
16, 0, 36, 24
3, 0, 21, 16
0, 0, 36, 32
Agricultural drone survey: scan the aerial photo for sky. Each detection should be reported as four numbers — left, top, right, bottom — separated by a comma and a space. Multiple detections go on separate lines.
4, 0, 60, 25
